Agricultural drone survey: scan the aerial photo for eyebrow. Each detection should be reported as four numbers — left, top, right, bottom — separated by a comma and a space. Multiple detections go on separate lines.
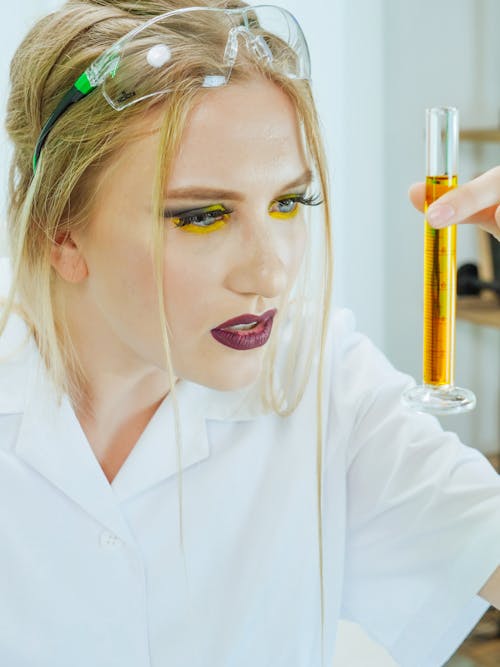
165, 169, 314, 201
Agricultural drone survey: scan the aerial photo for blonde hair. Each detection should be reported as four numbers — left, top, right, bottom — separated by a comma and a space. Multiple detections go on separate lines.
2, 0, 333, 661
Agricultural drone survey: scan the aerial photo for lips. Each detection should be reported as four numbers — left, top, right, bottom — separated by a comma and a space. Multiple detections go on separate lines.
210, 308, 277, 351
213, 308, 277, 331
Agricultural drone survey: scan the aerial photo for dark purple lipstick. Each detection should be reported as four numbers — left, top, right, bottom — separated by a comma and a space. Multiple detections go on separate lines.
210, 308, 277, 350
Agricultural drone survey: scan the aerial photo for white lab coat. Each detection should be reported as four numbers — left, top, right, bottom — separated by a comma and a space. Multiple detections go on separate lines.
1, 256, 499, 667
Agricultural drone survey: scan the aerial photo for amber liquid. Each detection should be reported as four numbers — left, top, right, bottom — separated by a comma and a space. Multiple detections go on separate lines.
423, 175, 457, 386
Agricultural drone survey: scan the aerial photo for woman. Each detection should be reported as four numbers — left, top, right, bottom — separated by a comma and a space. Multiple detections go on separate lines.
0, 1, 499, 666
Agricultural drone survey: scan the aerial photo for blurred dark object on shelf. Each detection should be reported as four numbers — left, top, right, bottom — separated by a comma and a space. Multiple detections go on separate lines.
457, 262, 500, 297
491, 235, 500, 284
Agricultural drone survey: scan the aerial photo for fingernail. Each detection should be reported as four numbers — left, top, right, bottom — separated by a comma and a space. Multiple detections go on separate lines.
426, 204, 455, 227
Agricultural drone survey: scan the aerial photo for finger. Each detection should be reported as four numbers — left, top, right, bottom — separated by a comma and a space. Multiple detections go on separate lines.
407, 181, 495, 223
408, 181, 496, 225
426, 166, 500, 227
455, 204, 499, 227
486, 209, 500, 241
408, 182, 425, 212
408, 178, 500, 239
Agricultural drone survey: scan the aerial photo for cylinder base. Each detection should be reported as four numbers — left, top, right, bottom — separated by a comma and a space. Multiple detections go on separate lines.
401, 383, 476, 415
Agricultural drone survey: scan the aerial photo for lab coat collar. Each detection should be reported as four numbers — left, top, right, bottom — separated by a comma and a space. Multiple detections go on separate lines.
3, 333, 268, 544
110, 377, 268, 504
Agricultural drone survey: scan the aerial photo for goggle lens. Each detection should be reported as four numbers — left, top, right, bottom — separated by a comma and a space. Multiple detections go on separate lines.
98, 6, 310, 111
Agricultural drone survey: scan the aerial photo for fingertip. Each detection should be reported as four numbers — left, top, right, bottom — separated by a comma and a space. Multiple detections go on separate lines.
408, 181, 424, 196
408, 181, 425, 211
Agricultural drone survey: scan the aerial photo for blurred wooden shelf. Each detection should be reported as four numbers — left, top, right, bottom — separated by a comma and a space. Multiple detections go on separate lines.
460, 128, 500, 143
451, 605, 500, 666
457, 297, 500, 328
486, 453, 499, 472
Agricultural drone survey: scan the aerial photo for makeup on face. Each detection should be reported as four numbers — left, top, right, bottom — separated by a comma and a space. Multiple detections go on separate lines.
210, 308, 277, 350
161, 172, 322, 352
163, 168, 314, 220
163, 176, 322, 236
164, 192, 323, 234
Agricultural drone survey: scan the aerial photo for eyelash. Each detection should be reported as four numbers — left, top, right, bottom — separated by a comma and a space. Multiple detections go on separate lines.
165, 193, 324, 233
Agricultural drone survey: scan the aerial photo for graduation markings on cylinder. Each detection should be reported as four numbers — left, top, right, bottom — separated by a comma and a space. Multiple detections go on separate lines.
423, 174, 457, 386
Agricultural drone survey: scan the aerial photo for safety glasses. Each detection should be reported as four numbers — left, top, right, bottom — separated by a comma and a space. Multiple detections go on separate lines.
33, 4, 311, 172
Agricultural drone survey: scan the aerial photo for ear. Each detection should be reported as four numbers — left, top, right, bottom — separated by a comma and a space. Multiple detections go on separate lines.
50, 230, 89, 283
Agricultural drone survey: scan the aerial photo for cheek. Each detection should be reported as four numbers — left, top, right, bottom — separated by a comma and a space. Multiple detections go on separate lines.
282, 222, 307, 280
82, 213, 161, 333
161, 240, 217, 331
105, 251, 159, 335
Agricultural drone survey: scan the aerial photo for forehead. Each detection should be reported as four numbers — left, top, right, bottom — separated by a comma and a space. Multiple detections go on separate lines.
100, 78, 310, 197
169, 78, 309, 190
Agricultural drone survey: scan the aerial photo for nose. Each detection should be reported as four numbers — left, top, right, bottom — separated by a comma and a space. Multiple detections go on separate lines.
223, 223, 288, 299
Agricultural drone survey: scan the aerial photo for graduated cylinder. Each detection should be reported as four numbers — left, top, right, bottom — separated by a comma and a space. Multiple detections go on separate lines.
423, 107, 458, 386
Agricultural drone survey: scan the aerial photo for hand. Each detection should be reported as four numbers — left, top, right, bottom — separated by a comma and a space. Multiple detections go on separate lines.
408, 166, 500, 241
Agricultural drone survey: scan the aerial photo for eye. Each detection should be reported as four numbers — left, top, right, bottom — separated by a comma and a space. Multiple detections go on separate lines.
271, 198, 300, 217
269, 193, 324, 219
165, 204, 233, 234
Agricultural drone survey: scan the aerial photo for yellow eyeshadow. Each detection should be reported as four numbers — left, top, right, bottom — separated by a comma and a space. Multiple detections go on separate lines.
269, 206, 300, 220
172, 204, 230, 234
181, 217, 228, 234
172, 197, 303, 235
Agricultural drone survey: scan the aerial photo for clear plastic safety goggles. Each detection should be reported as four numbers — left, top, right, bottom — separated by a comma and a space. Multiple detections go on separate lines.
33, 4, 311, 172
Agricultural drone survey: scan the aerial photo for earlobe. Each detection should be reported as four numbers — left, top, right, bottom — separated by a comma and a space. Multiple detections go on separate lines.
50, 231, 89, 283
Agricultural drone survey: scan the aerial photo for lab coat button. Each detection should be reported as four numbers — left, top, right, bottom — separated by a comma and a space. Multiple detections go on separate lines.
99, 530, 123, 549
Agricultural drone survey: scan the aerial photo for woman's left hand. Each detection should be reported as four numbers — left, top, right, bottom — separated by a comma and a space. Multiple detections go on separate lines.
408, 166, 500, 241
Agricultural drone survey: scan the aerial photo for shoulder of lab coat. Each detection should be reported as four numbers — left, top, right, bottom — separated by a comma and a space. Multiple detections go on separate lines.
330, 305, 500, 667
